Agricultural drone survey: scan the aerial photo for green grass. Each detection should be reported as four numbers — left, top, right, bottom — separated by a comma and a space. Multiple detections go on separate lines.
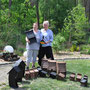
1, 60, 90, 90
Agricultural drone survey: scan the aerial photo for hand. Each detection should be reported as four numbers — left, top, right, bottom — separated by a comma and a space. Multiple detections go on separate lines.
25, 37, 30, 43
45, 41, 50, 44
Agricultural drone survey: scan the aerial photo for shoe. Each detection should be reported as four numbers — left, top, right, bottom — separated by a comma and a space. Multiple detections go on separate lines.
32, 65, 35, 68
25, 66, 29, 70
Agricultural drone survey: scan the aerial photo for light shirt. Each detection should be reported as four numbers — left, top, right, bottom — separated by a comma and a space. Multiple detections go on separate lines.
41, 29, 53, 47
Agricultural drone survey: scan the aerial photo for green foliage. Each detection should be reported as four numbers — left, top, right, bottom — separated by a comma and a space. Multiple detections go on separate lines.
39, 0, 76, 29
0, 0, 37, 50
80, 44, 90, 54
0, 40, 5, 49
70, 45, 80, 52
62, 4, 90, 45
88, 49, 90, 54
15, 47, 25, 56
87, 37, 90, 44
52, 33, 66, 52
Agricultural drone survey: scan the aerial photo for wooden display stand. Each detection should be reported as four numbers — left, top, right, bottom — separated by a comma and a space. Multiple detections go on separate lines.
70, 73, 76, 81
48, 60, 56, 72
41, 59, 48, 70
76, 73, 82, 82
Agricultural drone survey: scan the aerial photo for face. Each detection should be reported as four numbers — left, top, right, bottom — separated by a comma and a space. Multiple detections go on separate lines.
43, 23, 48, 30
33, 23, 38, 30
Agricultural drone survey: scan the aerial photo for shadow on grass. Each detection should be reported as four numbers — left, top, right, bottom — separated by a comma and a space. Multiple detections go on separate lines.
87, 83, 90, 88
21, 80, 31, 84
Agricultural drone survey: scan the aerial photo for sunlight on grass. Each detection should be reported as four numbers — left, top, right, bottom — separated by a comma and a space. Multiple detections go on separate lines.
1, 60, 90, 90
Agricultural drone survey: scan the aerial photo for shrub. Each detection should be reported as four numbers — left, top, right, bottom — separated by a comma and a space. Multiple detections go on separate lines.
70, 45, 80, 52
80, 44, 90, 54
87, 37, 90, 44
87, 48, 90, 54
52, 33, 66, 52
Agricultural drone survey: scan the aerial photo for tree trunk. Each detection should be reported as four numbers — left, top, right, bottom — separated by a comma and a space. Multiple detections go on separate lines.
36, 0, 40, 28
84, 0, 90, 22
75, 0, 78, 5
9, 0, 12, 9
0, 0, 1, 9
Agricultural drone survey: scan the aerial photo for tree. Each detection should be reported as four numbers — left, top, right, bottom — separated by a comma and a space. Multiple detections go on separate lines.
62, 4, 90, 45
39, 0, 76, 31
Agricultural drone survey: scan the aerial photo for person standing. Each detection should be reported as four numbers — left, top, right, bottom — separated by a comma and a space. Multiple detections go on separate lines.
26, 23, 41, 70
38, 21, 54, 66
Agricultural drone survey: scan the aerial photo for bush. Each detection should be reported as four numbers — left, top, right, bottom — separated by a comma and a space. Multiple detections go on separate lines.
70, 45, 80, 52
87, 48, 90, 54
15, 47, 25, 56
87, 37, 90, 44
0, 40, 5, 50
80, 44, 90, 54
52, 33, 66, 52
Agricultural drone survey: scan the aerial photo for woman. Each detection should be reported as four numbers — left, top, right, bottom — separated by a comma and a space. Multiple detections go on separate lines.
38, 21, 54, 66
26, 23, 41, 70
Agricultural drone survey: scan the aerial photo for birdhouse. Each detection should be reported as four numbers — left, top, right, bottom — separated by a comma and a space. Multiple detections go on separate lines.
25, 29, 37, 44
41, 59, 48, 70
30, 70, 35, 79
48, 60, 56, 72
8, 66, 21, 88
50, 72, 57, 79
25, 70, 30, 80
34, 69, 39, 78
70, 73, 76, 81
39, 70, 47, 77
76, 73, 82, 82
56, 61, 66, 75
57, 73, 65, 80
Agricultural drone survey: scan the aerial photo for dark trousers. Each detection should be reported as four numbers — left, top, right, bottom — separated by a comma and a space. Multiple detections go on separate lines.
38, 46, 54, 66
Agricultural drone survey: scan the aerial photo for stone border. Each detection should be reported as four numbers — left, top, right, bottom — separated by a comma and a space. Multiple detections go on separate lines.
55, 58, 90, 61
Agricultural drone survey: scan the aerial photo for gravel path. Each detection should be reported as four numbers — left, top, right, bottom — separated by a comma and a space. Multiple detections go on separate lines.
0, 64, 13, 89
54, 51, 90, 60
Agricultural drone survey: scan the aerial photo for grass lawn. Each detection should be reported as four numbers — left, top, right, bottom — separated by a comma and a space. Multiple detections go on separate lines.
1, 60, 90, 90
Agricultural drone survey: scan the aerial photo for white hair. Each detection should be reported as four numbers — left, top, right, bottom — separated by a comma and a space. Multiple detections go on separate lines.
43, 21, 49, 26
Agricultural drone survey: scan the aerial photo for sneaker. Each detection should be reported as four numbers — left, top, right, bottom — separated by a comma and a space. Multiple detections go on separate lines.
32, 65, 35, 68
25, 66, 29, 70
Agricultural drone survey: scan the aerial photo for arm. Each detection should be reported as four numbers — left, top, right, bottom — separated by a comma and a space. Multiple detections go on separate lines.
45, 30, 53, 44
